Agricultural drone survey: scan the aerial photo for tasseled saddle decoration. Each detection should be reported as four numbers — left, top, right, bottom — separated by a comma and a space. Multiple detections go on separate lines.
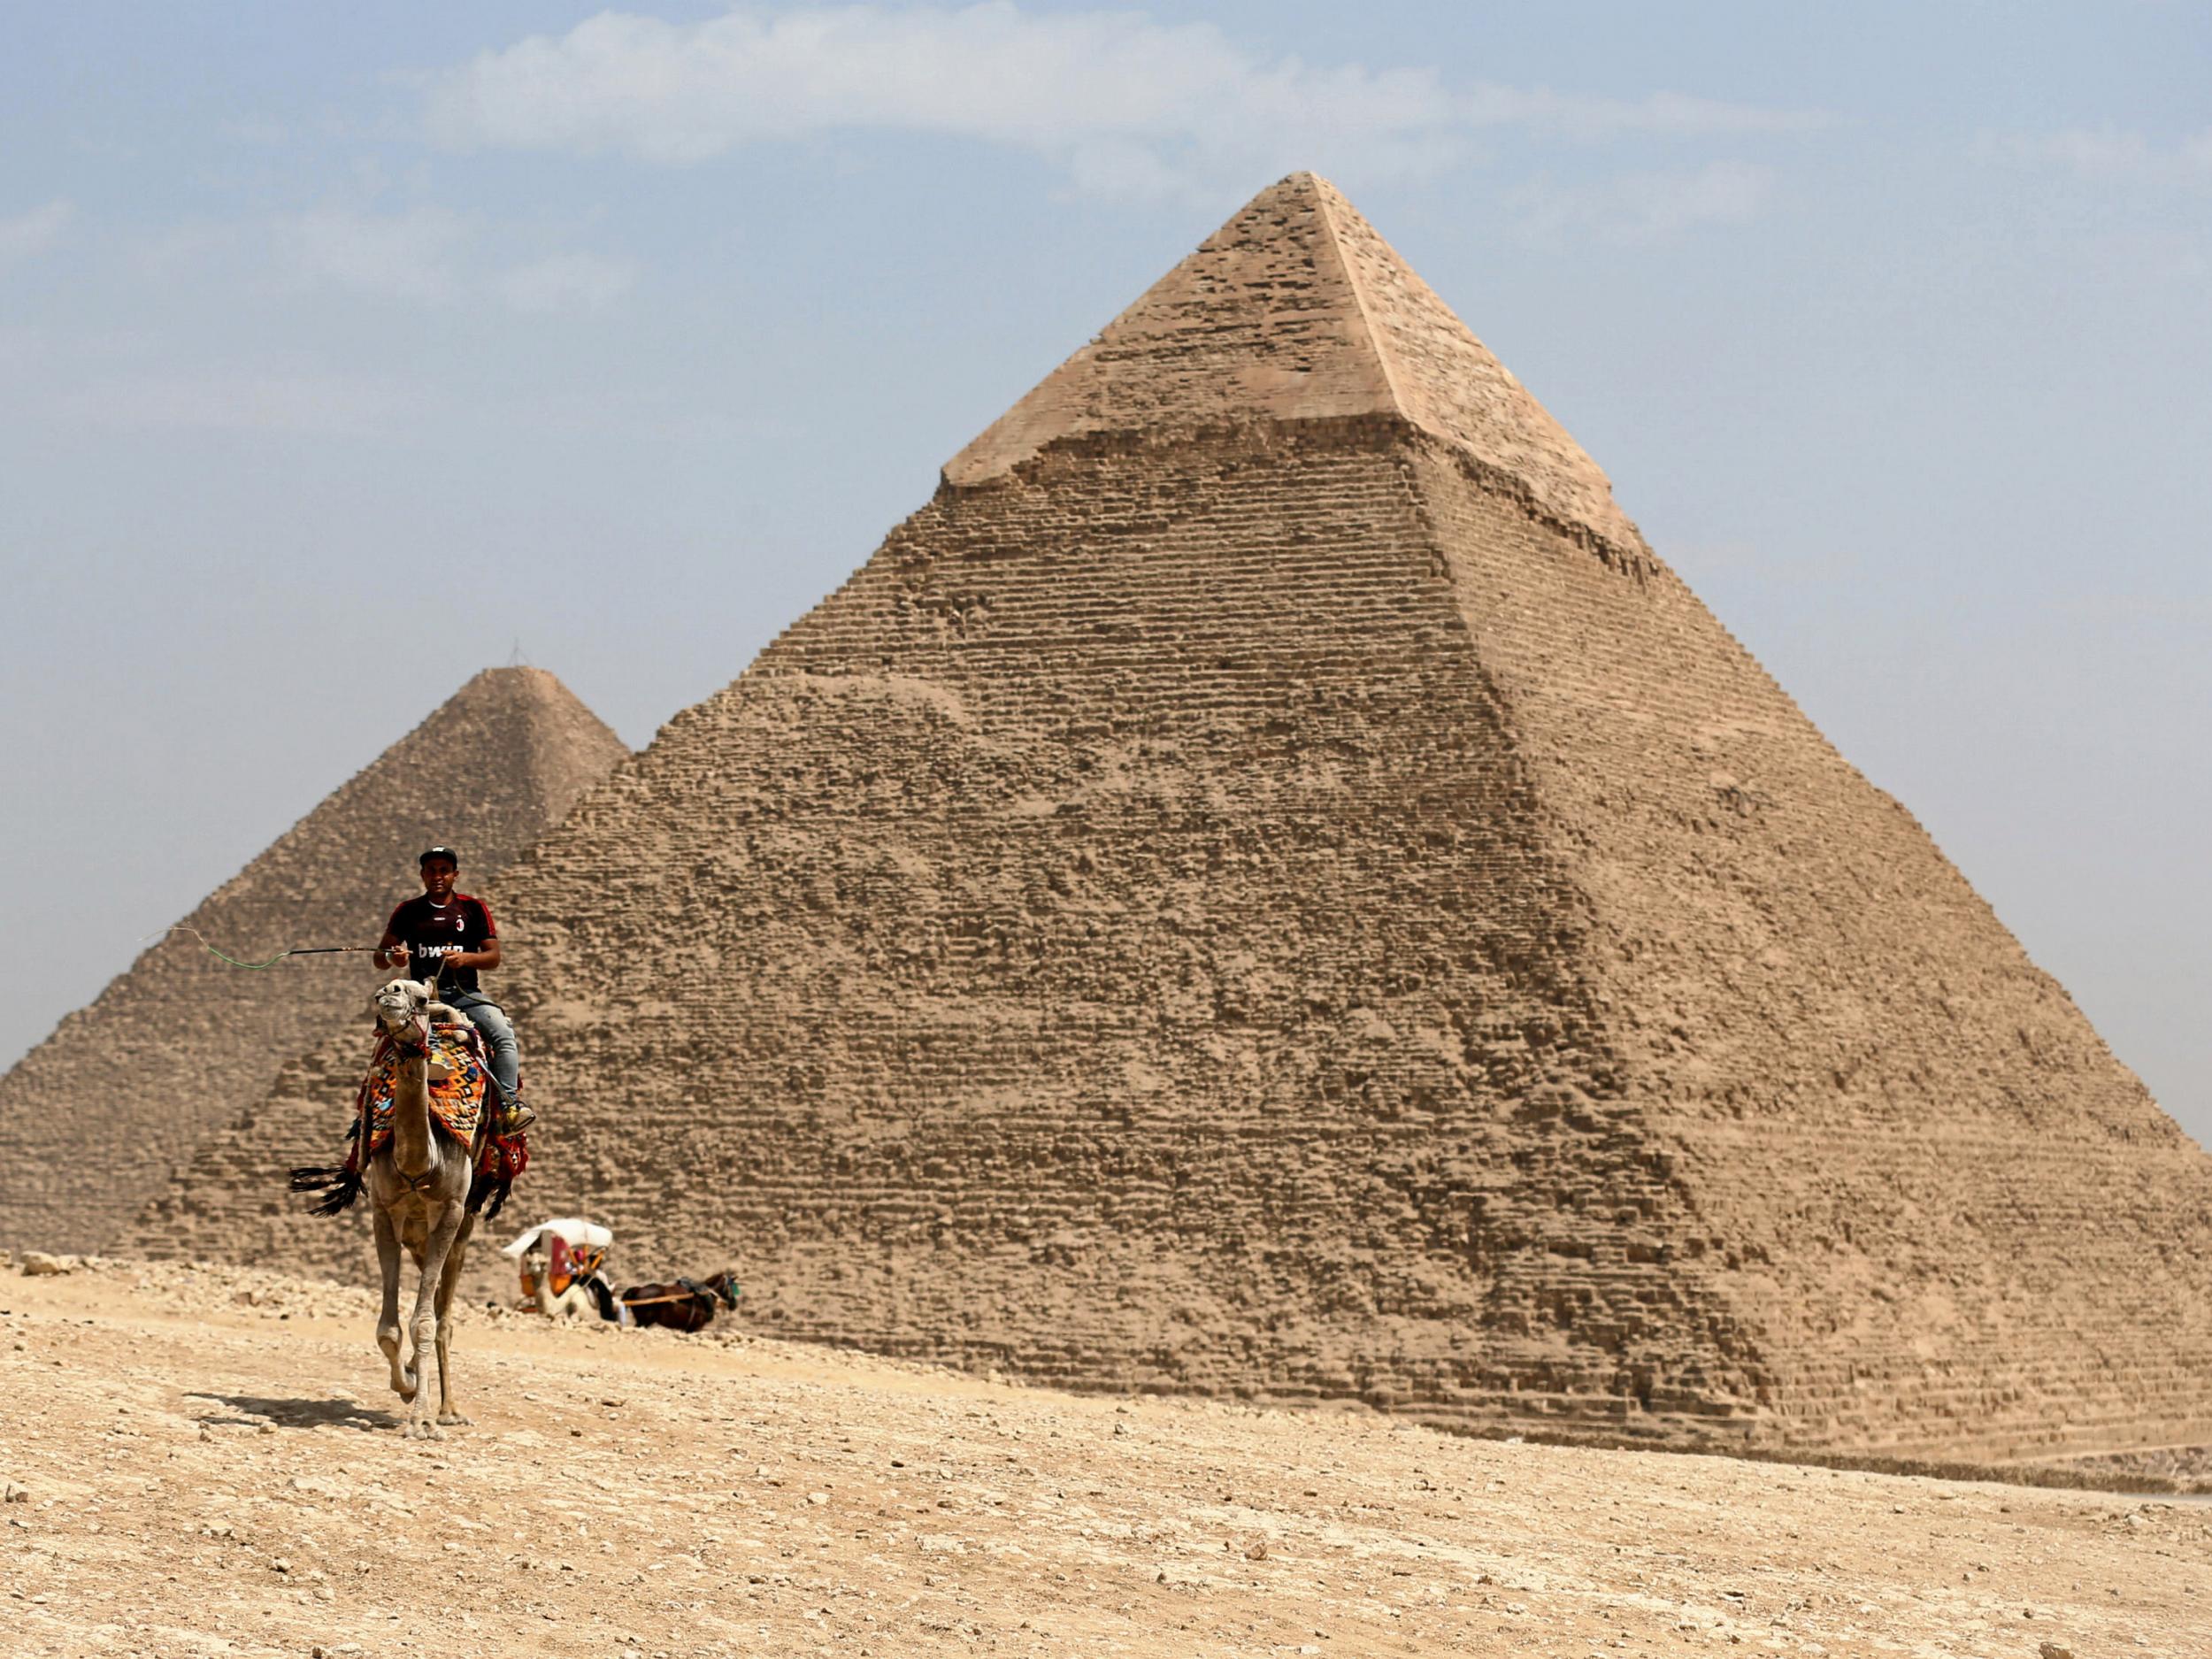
288, 1125, 366, 1214
288, 1025, 527, 1219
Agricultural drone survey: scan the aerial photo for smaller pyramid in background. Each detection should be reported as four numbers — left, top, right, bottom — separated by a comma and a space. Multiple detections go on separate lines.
0, 666, 629, 1254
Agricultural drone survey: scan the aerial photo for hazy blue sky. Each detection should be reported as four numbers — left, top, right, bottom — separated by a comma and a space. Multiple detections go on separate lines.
4, 4, 2207, 1143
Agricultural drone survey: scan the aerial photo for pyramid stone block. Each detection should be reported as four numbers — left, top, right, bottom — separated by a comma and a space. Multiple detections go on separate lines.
0, 667, 627, 1253
141, 177, 2212, 1459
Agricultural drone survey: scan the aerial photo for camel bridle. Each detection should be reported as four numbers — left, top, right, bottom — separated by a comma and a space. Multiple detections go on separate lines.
373, 985, 434, 1056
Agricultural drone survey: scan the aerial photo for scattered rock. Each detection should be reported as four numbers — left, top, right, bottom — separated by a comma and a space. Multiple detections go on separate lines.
0, 1248, 2199, 1656
20, 1252, 73, 1277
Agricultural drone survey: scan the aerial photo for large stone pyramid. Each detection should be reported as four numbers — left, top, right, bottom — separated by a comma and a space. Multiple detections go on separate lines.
151, 176, 2212, 1460
0, 667, 626, 1253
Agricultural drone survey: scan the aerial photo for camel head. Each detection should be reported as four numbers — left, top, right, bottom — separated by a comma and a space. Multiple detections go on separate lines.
370, 976, 437, 1040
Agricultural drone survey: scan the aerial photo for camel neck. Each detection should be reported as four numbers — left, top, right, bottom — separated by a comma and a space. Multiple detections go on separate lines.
390, 1051, 436, 1179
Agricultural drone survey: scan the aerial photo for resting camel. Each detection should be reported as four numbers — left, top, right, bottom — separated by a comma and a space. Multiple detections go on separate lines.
520, 1245, 598, 1321
365, 976, 484, 1439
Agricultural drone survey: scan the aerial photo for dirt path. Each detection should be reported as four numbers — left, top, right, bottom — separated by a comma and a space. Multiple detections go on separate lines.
4, 1259, 2206, 1657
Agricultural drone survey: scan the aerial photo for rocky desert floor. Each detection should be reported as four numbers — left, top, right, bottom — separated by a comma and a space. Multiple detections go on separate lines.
3, 1259, 2208, 1658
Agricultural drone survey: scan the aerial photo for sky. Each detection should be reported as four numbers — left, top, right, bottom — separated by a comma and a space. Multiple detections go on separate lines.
2, 3, 2207, 1145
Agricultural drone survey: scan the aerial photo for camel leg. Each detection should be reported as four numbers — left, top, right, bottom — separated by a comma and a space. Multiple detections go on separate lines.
434, 1217, 474, 1426
404, 1202, 465, 1440
373, 1206, 416, 1402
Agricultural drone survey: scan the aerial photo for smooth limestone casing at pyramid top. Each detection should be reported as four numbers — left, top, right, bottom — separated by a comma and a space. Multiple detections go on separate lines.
141, 175, 2212, 1460
0, 667, 628, 1255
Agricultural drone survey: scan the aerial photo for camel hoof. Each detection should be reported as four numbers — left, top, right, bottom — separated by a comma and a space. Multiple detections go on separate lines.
436, 1412, 472, 1427
404, 1419, 444, 1441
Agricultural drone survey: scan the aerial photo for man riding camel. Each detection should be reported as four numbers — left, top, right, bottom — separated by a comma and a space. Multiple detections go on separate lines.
375, 846, 535, 1134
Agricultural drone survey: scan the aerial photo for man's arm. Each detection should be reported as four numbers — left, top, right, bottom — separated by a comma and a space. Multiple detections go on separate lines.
373, 918, 408, 972
446, 938, 503, 974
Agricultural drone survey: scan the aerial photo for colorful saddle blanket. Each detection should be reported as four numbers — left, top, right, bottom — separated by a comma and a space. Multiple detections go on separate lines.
359, 1023, 488, 1158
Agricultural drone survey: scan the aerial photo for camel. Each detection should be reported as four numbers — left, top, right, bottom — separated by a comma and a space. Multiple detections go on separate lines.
364, 976, 485, 1439
520, 1245, 597, 1320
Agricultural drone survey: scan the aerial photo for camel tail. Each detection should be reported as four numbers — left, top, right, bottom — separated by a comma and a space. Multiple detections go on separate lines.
288, 1164, 365, 1216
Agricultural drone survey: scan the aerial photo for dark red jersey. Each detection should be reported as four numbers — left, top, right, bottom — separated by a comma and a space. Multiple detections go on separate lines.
385, 893, 496, 993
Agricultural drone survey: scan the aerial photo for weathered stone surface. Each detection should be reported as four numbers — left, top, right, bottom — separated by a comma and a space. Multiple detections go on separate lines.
0, 667, 626, 1253
132, 174, 2212, 1459
947, 173, 1639, 555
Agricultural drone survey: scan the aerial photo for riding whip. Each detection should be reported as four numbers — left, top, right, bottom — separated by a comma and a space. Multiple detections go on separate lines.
151, 925, 381, 971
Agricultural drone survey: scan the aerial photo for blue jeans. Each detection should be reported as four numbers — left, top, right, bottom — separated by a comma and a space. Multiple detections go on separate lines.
442, 989, 520, 1104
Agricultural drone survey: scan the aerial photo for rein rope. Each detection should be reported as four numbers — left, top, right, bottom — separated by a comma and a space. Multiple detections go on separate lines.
617, 1277, 739, 1310
617, 1286, 709, 1309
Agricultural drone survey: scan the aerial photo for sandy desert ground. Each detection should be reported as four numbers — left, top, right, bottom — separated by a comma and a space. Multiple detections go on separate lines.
3, 1258, 2207, 1658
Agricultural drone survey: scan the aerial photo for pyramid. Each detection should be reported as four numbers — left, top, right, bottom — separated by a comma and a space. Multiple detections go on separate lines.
147, 176, 2212, 1460
0, 667, 627, 1254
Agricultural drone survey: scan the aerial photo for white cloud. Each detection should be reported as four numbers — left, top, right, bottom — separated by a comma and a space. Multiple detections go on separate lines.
1998, 128, 2152, 178
275, 206, 470, 302
0, 326, 45, 373
1632, 159, 1775, 238
219, 116, 289, 147
1513, 159, 1774, 247
1987, 126, 2212, 181
60, 369, 411, 436
425, 4, 1824, 198
0, 200, 74, 272
249, 207, 636, 313
1458, 85, 1828, 140
495, 250, 640, 313
132, 220, 236, 280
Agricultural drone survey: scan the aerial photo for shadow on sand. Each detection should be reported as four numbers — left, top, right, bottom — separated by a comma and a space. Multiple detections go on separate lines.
187, 1393, 401, 1431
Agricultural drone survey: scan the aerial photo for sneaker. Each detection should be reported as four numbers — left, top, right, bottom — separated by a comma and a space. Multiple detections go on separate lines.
498, 1099, 538, 1135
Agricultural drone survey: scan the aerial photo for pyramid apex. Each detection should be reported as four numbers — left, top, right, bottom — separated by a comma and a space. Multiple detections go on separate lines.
450, 662, 576, 698
948, 174, 1641, 555
418, 664, 631, 806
